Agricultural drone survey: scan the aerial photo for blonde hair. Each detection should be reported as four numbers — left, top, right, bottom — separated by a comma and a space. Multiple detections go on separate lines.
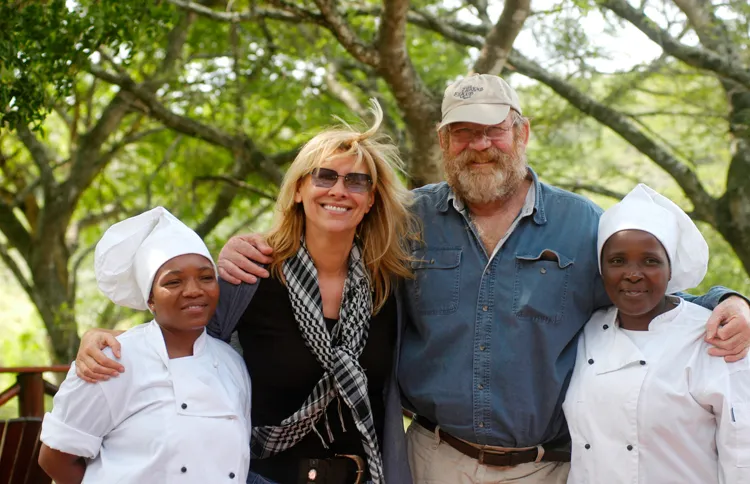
266, 99, 417, 312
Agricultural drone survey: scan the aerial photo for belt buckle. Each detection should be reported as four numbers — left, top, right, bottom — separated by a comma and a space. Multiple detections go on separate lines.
476, 448, 515, 466
335, 454, 365, 484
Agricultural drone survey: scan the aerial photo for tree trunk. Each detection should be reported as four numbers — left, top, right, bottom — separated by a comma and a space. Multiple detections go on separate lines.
717, 89, 750, 275
29, 241, 80, 364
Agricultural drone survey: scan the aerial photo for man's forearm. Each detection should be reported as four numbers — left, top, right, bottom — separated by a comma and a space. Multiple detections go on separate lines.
680, 286, 748, 309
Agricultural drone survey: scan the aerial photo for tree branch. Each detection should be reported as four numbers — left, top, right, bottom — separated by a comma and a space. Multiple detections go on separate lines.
100, 127, 166, 165
89, 65, 292, 187
193, 160, 271, 238
166, 0, 302, 23
507, 50, 718, 223
557, 182, 628, 201
671, 0, 713, 33
374, 0, 442, 185
0, 201, 32, 261
467, 0, 492, 26
15, 125, 55, 191
193, 139, 297, 238
623, 109, 726, 120
89, 66, 237, 148
193, 175, 278, 202
84, 77, 98, 130
146, 135, 184, 206
68, 206, 125, 248
311, 0, 380, 67
70, 241, 97, 298
0, 241, 33, 298
472, 0, 531, 75
58, 91, 134, 221
226, 200, 274, 237
324, 65, 368, 118
598, 0, 750, 89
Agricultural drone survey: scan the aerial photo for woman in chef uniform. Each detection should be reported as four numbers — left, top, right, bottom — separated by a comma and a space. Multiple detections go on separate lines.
563, 184, 750, 484
38, 207, 252, 484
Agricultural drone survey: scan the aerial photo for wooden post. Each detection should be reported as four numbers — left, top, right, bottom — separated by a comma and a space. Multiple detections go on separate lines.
0, 366, 70, 417
17, 372, 45, 417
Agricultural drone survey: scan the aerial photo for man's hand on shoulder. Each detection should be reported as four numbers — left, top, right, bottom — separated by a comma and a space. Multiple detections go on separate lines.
217, 233, 274, 284
75, 329, 125, 383
705, 295, 750, 362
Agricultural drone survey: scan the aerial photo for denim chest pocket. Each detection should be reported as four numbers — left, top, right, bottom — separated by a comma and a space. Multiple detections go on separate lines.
411, 248, 462, 315
512, 249, 574, 324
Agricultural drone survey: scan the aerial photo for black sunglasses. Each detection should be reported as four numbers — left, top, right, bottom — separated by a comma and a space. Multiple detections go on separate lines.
310, 167, 373, 193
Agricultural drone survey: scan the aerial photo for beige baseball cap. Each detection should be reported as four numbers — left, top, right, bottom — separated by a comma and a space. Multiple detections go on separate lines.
439, 74, 522, 129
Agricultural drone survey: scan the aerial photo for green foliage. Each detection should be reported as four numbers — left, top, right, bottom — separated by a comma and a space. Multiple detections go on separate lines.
1, 0, 750, 377
0, 0, 174, 129
0, 265, 50, 419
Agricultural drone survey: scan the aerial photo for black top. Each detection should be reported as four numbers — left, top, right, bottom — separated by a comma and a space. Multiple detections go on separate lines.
238, 276, 397, 483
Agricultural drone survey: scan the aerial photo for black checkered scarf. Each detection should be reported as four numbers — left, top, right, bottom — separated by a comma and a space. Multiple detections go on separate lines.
250, 239, 384, 483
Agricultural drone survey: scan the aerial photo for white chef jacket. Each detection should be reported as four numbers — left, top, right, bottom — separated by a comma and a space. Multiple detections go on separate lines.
564, 299, 750, 484
41, 321, 252, 483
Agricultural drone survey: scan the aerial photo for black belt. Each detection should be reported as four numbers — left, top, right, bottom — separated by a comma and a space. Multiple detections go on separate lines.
252, 454, 367, 484
414, 416, 571, 466
301, 455, 366, 484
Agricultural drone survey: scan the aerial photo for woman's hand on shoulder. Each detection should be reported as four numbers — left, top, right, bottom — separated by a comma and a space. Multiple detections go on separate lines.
217, 233, 274, 284
75, 329, 125, 383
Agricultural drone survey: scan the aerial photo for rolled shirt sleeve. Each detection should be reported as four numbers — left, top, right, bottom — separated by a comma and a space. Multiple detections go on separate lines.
680, 285, 750, 311
40, 364, 115, 459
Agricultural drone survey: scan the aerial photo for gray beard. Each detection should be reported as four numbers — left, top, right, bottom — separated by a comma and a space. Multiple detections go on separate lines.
444, 148, 528, 205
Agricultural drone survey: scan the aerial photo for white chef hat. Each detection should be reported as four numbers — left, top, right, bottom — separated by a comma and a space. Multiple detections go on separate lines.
94, 207, 216, 310
597, 184, 709, 294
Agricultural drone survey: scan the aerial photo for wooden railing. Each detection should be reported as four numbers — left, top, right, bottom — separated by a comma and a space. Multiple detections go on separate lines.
0, 366, 70, 417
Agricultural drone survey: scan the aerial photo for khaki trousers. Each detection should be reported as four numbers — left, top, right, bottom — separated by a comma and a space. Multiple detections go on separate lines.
406, 420, 570, 484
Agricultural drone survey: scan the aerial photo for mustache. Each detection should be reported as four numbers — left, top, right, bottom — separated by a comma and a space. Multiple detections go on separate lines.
450, 146, 517, 167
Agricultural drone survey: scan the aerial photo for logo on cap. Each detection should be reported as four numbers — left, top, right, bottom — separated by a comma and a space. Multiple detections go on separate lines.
454, 85, 483, 100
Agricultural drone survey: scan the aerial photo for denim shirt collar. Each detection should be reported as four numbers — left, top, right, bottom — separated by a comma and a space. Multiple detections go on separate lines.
438, 167, 548, 225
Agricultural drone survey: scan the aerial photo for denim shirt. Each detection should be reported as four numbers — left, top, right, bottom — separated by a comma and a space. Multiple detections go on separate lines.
398, 169, 733, 448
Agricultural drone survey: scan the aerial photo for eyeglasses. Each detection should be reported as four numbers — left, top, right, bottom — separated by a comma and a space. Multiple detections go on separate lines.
449, 120, 519, 144
310, 167, 373, 193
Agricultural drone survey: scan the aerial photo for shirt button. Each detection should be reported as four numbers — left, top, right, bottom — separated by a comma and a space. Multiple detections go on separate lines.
627, 445, 634, 451
181, 466, 187, 473
588, 359, 594, 365
482, 305, 489, 312
229, 472, 236, 479
479, 345, 486, 351
477, 384, 484, 390
603, 324, 609, 330
478, 422, 485, 428
584, 444, 591, 449
640, 360, 646, 365
181, 403, 187, 409
540, 268, 547, 274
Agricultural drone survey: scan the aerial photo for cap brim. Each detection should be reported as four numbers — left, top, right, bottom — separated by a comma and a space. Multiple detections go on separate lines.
439, 104, 511, 129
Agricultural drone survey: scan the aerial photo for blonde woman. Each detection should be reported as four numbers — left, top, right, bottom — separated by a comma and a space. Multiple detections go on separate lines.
75, 100, 417, 484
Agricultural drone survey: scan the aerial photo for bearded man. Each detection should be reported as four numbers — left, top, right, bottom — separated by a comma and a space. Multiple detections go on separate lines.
397, 74, 750, 483
187, 74, 750, 484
